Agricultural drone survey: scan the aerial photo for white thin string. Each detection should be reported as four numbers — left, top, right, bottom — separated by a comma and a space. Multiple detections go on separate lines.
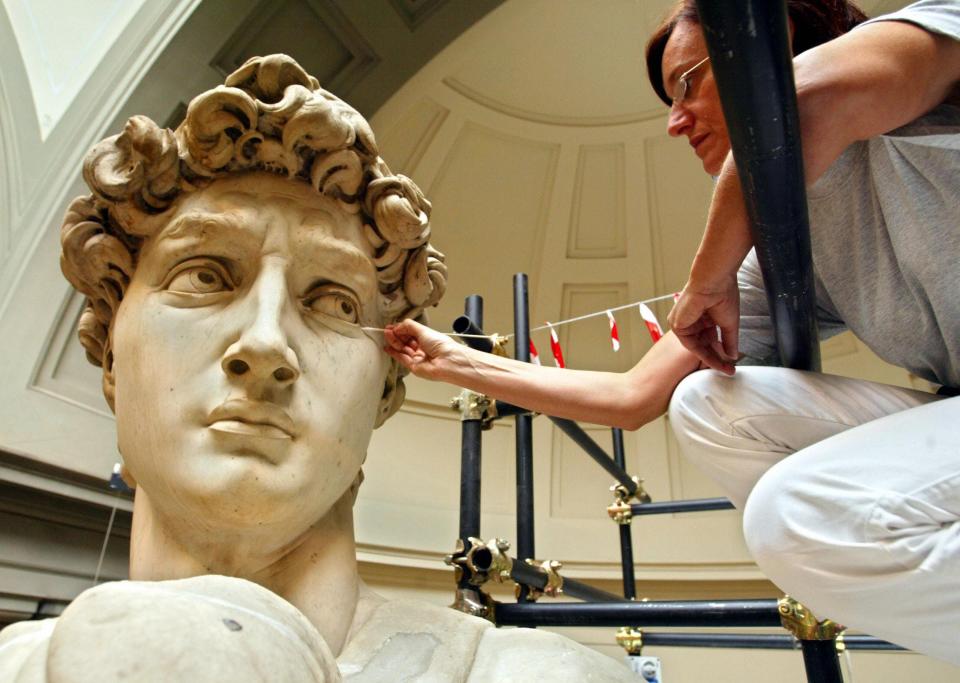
361, 328, 492, 340
524, 292, 677, 337
842, 647, 854, 682
362, 292, 677, 341
92, 498, 119, 586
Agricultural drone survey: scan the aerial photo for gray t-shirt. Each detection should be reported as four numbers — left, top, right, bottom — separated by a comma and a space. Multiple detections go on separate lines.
738, 0, 960, 389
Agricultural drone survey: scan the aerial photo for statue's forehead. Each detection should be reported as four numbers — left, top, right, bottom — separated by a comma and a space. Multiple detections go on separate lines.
138, 175, 379, 300
149, 175, 367, 250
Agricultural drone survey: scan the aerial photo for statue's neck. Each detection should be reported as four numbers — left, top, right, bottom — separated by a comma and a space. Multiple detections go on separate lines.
129, 488, 362, 655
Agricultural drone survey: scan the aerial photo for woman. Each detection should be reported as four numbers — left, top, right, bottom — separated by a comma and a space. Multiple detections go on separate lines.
386, 0, 960, 665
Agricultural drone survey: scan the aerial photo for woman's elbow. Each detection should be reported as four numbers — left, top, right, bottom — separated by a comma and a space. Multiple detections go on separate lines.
612, 386, 661, 431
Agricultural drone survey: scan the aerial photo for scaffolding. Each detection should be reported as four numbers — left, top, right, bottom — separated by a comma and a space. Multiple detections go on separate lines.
443, 2, 904, 680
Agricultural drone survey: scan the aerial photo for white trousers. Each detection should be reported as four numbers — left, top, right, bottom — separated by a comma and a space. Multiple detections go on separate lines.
668, 367, 960, 666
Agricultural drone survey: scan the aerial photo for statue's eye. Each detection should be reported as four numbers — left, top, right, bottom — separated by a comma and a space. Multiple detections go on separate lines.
303, 285, 360, 324
165, 261, 233, 295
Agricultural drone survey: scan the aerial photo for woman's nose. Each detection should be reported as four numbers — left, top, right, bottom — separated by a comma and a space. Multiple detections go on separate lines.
667, 102, 694, 138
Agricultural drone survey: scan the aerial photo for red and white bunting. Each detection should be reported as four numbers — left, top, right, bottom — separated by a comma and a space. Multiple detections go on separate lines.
546, 323, 565, 368
529, 339, 541, 366
606, 310, 620, 352
638, 302, 663, 343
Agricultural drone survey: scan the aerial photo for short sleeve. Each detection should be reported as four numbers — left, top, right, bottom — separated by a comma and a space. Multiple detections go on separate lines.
858, 1, 960, 42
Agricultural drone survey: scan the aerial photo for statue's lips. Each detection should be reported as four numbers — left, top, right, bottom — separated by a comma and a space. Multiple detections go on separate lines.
207, 401, 296, 440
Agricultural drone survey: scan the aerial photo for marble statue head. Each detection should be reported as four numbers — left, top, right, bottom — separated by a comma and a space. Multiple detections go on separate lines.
58, 55, 446, 532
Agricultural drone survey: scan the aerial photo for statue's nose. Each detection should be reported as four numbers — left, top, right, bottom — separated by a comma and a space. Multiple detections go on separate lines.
221, 265, 300, 388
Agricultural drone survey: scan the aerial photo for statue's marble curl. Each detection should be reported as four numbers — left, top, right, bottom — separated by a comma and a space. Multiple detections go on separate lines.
0, 55, 634, 682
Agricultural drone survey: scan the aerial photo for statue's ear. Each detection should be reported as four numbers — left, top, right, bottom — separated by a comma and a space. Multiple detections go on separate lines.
349, 468, 364, 504
374, 362, 404, 428
101, 333, 117, 413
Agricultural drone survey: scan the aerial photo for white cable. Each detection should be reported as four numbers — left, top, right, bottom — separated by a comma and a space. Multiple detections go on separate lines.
363, 291, 678, 342
92, 498, 119, 586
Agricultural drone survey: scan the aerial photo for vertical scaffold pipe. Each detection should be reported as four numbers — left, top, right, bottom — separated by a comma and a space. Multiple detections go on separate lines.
611, 428, 637, 600
458, 296, 484, 589
513, 274, 536, 604
799, 640, 844, 683
695, 0, 820, 371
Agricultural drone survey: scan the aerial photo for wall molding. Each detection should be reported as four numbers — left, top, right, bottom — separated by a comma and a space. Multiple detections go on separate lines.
443, 77, 665, 128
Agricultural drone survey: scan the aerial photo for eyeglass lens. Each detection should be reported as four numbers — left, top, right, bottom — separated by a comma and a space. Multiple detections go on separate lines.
674, 78, 689, 104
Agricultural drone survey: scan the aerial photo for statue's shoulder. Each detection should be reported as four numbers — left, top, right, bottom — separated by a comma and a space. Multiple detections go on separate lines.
469, 625, 635, 683
339, 597, 633, 682
1, 577, 339, 683
338, 597, 492, 682
0, 618, 57, 682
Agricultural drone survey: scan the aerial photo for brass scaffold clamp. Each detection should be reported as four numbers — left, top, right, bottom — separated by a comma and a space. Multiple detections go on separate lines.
445, 538, 503, 620
521, 559, 564, 600
778, 595, 845, 641
444, 538, 469, 585
449, 389, 492, 422
445, 537, 514, 587
450, 586, 495, 619
489, 334, 510, 358
616, 626, 644, 655
607, 475, 650, 525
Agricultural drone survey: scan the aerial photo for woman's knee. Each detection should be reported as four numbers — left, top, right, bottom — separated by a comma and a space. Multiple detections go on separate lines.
742, 459, 826, 582
742, 452, 875, 585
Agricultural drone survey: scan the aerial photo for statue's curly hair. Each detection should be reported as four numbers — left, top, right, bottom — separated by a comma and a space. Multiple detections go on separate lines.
59, 54, 446, 422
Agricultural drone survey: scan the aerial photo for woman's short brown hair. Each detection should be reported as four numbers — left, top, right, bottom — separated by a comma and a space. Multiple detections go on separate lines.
645, 0, 868, 106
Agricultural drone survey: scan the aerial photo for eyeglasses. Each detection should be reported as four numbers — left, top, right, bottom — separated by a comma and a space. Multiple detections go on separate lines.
672, 56, 710, 106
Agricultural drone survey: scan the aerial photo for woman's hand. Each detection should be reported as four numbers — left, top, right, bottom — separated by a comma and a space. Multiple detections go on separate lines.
384, 319, 464, 381
668, 274, 739, 375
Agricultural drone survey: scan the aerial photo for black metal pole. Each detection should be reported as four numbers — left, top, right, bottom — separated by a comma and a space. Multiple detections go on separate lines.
638, 632, 903, 651
513, 274, 536, 604
695, 0, 820, 372
495, 600, 783, 628
457, 296, 484, 589
493, 400, 532, 418
799, 639, 844, 683
612, 428, 637, 601
452, 315, 494, 353
630, 498, 734, 516
550, 417, 638, 495
469, 547, 623, 603
508, 561, 623, 603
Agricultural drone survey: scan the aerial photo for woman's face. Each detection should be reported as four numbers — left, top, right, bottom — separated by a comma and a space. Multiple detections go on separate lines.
661, 19, 731, 175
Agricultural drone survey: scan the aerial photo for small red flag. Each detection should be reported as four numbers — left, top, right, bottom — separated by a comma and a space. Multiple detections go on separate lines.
606, 310, 620, 352
547, 323, 565, 368
639, 303, 663, 343
529, 339, 541, 366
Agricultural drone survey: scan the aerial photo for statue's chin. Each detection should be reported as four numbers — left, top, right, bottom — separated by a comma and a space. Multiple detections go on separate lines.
133, 461, 344, 550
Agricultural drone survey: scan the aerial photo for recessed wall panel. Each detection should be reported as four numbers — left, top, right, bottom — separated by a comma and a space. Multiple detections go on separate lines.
567, 144, 626, 259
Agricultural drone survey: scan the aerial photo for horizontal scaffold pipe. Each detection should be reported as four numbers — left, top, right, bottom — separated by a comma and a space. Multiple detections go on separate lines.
630, 498, 734, 516
638, 632, 904, 651
452, 315, 494, 353
513, 559, 622, 603
468, 544, 623, 603
494, 599, 782, 628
